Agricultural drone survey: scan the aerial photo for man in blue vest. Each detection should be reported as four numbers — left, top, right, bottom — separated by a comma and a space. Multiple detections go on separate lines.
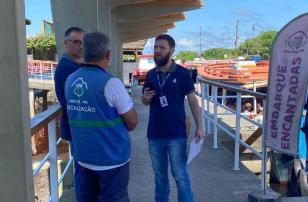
55, 27, 85, 140
142, 34, 205, 202
65, 32, 137, 202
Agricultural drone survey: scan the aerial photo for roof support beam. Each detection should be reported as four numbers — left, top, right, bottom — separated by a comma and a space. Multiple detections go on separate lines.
121, 23, 174, 34
109, 0, 154, 7
123, 29, 168, 43
118, 13, 184, 30
113, 1, 202, 23
121, 23, 175, 38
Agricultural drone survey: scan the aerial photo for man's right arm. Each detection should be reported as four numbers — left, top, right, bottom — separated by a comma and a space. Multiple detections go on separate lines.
105, 78, 137, 131
121, 107, 137, 131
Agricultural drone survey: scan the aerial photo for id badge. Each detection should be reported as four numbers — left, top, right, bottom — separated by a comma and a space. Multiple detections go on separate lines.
159, 96, 168, 107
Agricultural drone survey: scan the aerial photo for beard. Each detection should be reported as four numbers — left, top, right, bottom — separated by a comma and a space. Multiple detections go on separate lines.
154, 52, 171, 66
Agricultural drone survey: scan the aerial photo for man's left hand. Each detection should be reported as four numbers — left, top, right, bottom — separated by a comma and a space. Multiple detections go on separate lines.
195, 128, 205, 143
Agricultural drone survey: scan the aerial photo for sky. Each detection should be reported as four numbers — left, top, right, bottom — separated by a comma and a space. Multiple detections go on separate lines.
25, 0, 308, 54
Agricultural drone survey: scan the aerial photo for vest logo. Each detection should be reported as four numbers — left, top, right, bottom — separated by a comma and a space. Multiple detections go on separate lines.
285, 31, 307, 50
71, 77, 88, 97
172, 78, 177, 83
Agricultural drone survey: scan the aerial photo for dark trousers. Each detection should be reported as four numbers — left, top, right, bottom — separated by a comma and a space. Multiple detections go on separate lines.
74, 162, 130, 202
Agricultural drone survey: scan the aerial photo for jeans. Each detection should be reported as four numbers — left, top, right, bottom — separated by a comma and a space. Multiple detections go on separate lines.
148, 138, 194, 202
74, 162, 130, 202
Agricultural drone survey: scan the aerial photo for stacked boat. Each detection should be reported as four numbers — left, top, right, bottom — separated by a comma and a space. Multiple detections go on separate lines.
185, 59, 269, 88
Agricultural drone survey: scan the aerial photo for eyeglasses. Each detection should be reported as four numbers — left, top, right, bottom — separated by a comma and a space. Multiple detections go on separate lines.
66, 39, 82, 46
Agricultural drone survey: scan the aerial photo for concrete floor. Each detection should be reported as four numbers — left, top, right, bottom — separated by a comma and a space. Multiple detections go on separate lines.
127, 86, 262, 202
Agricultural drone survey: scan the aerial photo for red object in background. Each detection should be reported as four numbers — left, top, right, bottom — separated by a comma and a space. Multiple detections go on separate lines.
132, 54, 155, 84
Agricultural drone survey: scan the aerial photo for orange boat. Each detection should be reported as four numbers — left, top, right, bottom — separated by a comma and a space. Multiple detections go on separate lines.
189, 60, 269, 88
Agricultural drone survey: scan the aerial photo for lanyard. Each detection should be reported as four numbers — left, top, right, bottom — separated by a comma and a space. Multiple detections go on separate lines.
157, 72, 171, 96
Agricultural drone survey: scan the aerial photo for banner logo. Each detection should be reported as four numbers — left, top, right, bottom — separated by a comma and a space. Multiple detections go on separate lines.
285, 31, 307, 50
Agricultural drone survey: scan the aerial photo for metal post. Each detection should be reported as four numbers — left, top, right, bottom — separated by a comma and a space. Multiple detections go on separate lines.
213, 86, 218, 149
48, 119, 59, 202
68, 138, 73, 164
201, 82, 206, 133
206, 84, 211, 134
51, 66, 54, 81
222, 88, 227, 108
234, 92, 241, 170
261, 98, 267, 193
253, 81, 257, 129
40, 63, 43, 81
253, 81, 257, 114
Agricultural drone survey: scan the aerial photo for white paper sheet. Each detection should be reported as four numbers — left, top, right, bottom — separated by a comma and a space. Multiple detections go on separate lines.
187, 138, 204, 165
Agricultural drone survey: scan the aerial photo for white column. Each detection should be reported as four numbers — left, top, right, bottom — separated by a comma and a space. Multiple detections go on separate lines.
0, 0, 34, 201
114, 27, 124, 80
109, 21, 118, 77
50, 0, 99, 57
107, 13, 123, 79
97, 1, 123, 79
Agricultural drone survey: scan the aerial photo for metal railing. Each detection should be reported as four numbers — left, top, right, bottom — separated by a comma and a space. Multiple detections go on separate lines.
31, 104, 73, 202
197, 76, 267, 189
28, 60, 57, 81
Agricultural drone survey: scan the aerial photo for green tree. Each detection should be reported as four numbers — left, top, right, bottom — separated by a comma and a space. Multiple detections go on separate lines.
27, 34, 56, 60
238, 31, 277, 59
175, 51, 198, 61
202, 48, 233, 60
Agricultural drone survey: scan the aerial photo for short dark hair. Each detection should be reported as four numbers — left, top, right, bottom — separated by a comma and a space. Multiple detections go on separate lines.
155, 34, 175, 48
83, 32, 110, 62
64, 27, 84, 37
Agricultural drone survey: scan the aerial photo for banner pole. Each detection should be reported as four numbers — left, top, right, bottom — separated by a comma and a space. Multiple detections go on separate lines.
261, 98, 267, 193
261, 145, 267, 194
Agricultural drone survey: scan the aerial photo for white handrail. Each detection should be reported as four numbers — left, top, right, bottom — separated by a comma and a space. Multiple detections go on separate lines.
213, 86, 218, 149
31, 104, 73, 202
48, 119, 59, 201
197, 76, 267, 189
234, 92, 242, 171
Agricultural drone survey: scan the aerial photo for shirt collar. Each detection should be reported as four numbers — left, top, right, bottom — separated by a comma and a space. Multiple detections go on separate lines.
63, 53, 80, 64
80, 63, 108, 73
155, 60, 177, 73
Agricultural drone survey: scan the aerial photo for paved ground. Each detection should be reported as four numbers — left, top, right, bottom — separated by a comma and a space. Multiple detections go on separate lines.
128, 86, 261, 202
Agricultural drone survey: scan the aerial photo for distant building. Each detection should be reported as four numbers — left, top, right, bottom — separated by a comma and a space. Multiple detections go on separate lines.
123, 40, 146, 62
41, 20, 54, 34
